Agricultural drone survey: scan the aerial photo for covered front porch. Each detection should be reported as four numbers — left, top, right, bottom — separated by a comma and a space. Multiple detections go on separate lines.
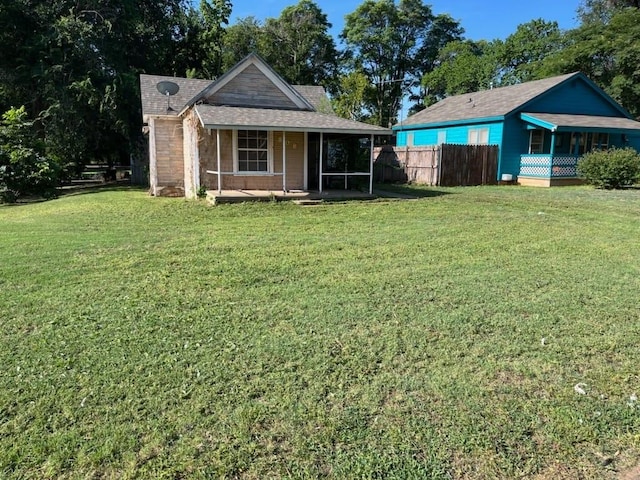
517, 112, 640, 186
186, 104, 390, 198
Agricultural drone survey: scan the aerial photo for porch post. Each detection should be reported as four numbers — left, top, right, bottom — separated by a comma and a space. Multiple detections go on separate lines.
282, 130, 287, 193
303, 132, 308, 190
549, 131, 557, 178
319, 131, 324, 193
216, 129, 222, 193
369, 134, 374, 195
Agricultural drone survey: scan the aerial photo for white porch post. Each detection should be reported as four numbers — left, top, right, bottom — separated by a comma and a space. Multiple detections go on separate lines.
282, 130, 287, 193
369, 134, 374, 195
216, 129, 222, 193
303, 132, 308, 190
319, 132, 324, 193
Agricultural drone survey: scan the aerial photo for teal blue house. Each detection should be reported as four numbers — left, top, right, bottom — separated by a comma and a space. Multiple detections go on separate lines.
394, 72, 640, 186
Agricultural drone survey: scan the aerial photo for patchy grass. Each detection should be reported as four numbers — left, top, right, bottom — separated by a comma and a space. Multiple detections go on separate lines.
1, 185, 640, 479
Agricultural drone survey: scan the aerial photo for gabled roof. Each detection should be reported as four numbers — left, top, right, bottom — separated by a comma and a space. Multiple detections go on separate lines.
195, 104, 388, 135
183, 53, 314, 112
139, 54, 391, 136
139, 76, 333, 120
140, 75, 212, 119
395, 72, 612, 130
293, 85, 334, 113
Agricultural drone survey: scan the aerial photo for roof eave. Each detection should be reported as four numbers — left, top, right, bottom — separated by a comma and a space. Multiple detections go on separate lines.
201, 123, 390, 135
554, 126, 640, 134
393, 115, 505, 131
520, 113, 557, 130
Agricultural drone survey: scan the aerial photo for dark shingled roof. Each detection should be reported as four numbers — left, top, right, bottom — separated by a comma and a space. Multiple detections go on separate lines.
523, 112, 640, 132
194, 104, 388, 135
292, 85, 334, 113
140, 74, 212, 119
140, 75, 335, 119
396, 72, 580, 128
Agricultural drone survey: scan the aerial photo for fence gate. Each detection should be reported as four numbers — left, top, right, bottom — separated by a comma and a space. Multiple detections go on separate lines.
439, 144, 499, 186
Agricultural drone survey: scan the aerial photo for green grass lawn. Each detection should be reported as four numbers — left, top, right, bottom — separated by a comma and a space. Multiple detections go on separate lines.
1, 185, 639, 479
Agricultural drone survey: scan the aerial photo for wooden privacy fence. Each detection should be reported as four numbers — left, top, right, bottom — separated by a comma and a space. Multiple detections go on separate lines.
374, 144, 499, 187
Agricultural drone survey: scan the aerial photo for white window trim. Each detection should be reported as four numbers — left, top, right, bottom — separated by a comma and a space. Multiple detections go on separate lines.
233, 129, 274, 174
529, 129, 545, 154
468, 127, 489, 145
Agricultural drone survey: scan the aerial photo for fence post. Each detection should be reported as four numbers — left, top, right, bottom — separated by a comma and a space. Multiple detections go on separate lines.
437, 145, 443, 186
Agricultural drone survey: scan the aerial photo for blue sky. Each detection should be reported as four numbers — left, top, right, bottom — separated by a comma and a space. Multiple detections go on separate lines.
228, 0, 582, 42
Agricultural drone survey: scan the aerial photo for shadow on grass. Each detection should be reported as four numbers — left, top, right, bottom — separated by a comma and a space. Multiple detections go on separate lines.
1, 181, 146, 207
58, 181, 146, 198
374, 183, 453, 199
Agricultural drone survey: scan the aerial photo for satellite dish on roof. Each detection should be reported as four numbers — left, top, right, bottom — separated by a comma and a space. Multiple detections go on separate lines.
156, 81, 180, 112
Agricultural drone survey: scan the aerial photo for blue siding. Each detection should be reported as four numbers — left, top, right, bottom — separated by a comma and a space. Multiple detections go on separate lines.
525, 77, 623, 117
628, 133, 640, 152
396, 121, 503, 147
500, 115, 529, 178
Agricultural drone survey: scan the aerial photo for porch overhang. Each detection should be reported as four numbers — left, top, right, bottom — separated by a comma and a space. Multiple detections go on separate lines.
194, 104, 391, 136
521, 112, 640, 134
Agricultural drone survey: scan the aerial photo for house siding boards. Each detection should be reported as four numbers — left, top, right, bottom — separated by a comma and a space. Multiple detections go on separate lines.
207, 64, 299, 110
153, 118, 184, 190
522, 78, 623, 117
397, 122, 503, 147
197, 128, 305, 191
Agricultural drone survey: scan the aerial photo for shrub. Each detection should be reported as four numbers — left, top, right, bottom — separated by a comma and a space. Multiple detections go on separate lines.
577, 147, 640, 189
0, 106, 61, 202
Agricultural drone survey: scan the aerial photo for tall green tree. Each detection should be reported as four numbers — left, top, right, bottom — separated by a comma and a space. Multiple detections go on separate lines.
0, 0, 187, 174
577, 0, 640, 24
221, 17, 265, 71
421, 40, 501, 106
498, 19, 564, 85
341, 0, 461, 127
261, 0, 338, 89
199, 0, 232, 78
332, 71, 374, 121
409, 13, 464, 111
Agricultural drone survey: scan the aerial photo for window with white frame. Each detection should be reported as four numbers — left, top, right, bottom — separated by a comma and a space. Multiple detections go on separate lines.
529, 129, 545, 154
235, 130, 271, 173
468, 128, 489, 145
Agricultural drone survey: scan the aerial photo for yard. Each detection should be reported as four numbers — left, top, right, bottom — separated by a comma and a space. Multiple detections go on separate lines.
1, 185, 639, 479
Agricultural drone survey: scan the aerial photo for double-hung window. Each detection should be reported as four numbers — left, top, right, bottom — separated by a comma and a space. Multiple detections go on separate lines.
529, 129, 545, 154
468, 128, 489, 145
235, 130, 271, 173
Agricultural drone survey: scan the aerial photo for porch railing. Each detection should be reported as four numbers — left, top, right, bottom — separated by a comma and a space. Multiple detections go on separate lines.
519, 154, 580, 177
